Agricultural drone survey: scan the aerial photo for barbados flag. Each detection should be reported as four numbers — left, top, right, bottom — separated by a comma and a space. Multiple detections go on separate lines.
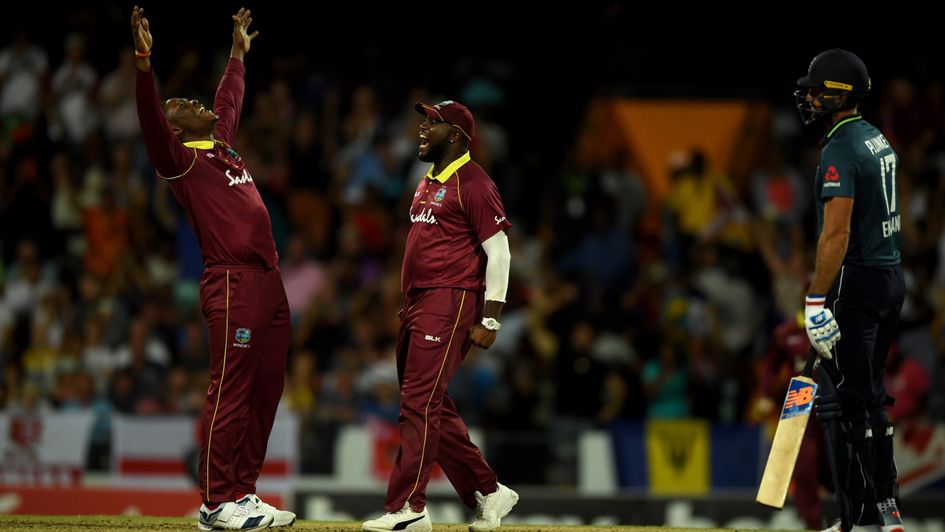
646, 419, 710, 495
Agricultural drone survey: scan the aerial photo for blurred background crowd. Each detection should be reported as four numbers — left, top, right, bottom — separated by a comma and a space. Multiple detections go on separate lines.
1, 2, 943, 486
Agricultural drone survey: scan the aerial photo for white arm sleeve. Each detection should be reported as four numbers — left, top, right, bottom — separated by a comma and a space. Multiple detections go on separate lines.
481, 230, 511, 303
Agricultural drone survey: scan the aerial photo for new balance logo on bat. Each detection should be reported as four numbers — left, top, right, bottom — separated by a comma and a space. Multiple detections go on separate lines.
785, 386, 814, 408
781, 380, 817, 420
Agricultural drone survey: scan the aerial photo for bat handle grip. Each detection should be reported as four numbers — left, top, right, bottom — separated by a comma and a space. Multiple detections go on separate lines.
801, 348, 818, 377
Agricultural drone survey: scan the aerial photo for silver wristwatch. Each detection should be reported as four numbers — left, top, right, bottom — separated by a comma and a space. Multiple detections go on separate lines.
481, 317, 502, 331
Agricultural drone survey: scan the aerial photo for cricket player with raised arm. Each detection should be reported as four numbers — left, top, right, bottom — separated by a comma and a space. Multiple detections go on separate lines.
132, 6, 294, 530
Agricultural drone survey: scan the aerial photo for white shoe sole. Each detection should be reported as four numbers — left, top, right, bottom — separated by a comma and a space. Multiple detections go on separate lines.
197, 524, 270, 532
196, 520, 272, 531
362, 523, 431, 532
271, 515, 296, 528
362, 517, 432, 532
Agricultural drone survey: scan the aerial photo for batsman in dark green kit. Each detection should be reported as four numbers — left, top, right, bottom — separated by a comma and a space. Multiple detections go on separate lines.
795, 49, 906, 532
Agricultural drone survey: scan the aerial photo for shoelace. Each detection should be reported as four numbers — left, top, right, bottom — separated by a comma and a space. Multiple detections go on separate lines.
390, 505, 412, 518
244, 495, 279, 514
473, 493, 484, 519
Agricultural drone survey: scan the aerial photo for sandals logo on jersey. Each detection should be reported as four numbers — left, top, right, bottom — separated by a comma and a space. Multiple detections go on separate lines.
823, 165, 841, 188
409, 207, 437, 225
225, 168, 254, 187
780, 379, 817, 420
233, 328, 252, 349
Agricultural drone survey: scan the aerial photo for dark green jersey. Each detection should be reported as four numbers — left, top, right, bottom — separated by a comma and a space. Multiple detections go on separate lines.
815, 115, 901, 266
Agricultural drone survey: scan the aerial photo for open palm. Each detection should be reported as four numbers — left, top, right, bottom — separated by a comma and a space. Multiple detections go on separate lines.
131, 6, 152, 52
231, 7, 258, 55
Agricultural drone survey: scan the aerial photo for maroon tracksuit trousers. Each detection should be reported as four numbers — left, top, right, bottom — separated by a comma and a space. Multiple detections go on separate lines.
794, 416, 825, 529
386, 287, 498, 512
198, 265, 290, 504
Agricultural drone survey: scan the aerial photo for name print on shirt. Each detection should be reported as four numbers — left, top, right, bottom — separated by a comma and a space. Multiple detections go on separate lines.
410, 207, 437, 225
225, 168, 254, 187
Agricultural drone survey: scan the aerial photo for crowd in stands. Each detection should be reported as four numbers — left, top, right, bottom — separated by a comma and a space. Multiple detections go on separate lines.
1, 22, 944, 485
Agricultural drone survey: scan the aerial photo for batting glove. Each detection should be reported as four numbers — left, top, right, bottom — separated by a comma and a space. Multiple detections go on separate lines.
805, 294, 839, 359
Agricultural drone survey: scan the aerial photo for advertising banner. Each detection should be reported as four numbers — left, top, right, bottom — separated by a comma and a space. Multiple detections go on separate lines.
111, 412, 297, 491
0, 411, 94, 486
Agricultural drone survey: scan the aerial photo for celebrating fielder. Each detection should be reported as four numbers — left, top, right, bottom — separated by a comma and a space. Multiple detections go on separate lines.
133, 6, 294, 530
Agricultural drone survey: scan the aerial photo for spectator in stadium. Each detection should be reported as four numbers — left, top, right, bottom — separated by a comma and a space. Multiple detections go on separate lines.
50, 33, 99, 149
0, 31, 47, 121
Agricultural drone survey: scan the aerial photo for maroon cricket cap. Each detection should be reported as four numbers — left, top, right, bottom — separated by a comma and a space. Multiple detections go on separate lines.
414, 100, 476, 141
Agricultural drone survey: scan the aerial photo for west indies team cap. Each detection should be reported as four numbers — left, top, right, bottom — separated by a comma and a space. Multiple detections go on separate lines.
414, 100, 476, 141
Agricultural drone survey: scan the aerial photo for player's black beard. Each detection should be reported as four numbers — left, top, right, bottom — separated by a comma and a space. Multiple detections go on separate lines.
418, 142, 443, 163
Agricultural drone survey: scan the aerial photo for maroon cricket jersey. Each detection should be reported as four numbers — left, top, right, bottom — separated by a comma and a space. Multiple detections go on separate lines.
402, 152, 511, 294
135, 58, 277, 269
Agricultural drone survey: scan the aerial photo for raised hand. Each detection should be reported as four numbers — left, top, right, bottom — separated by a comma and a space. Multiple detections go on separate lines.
131, 6, 152, 53
230, 7, 258, 60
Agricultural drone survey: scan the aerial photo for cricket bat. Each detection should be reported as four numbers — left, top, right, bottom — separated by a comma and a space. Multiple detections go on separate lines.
756, 349, 818, 509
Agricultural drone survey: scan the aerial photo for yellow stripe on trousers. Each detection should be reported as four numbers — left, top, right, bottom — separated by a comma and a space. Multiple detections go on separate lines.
404, 291, 466, 506
205, 270, 230, 502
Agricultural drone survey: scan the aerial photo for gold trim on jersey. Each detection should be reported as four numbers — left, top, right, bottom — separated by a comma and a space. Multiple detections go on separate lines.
157, 148, 198, 180
205, 270, 230, 502
404, 291, 467, 505
426, 151, 471, 184
156, 140, 215, 180
455, 170, 463, 211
